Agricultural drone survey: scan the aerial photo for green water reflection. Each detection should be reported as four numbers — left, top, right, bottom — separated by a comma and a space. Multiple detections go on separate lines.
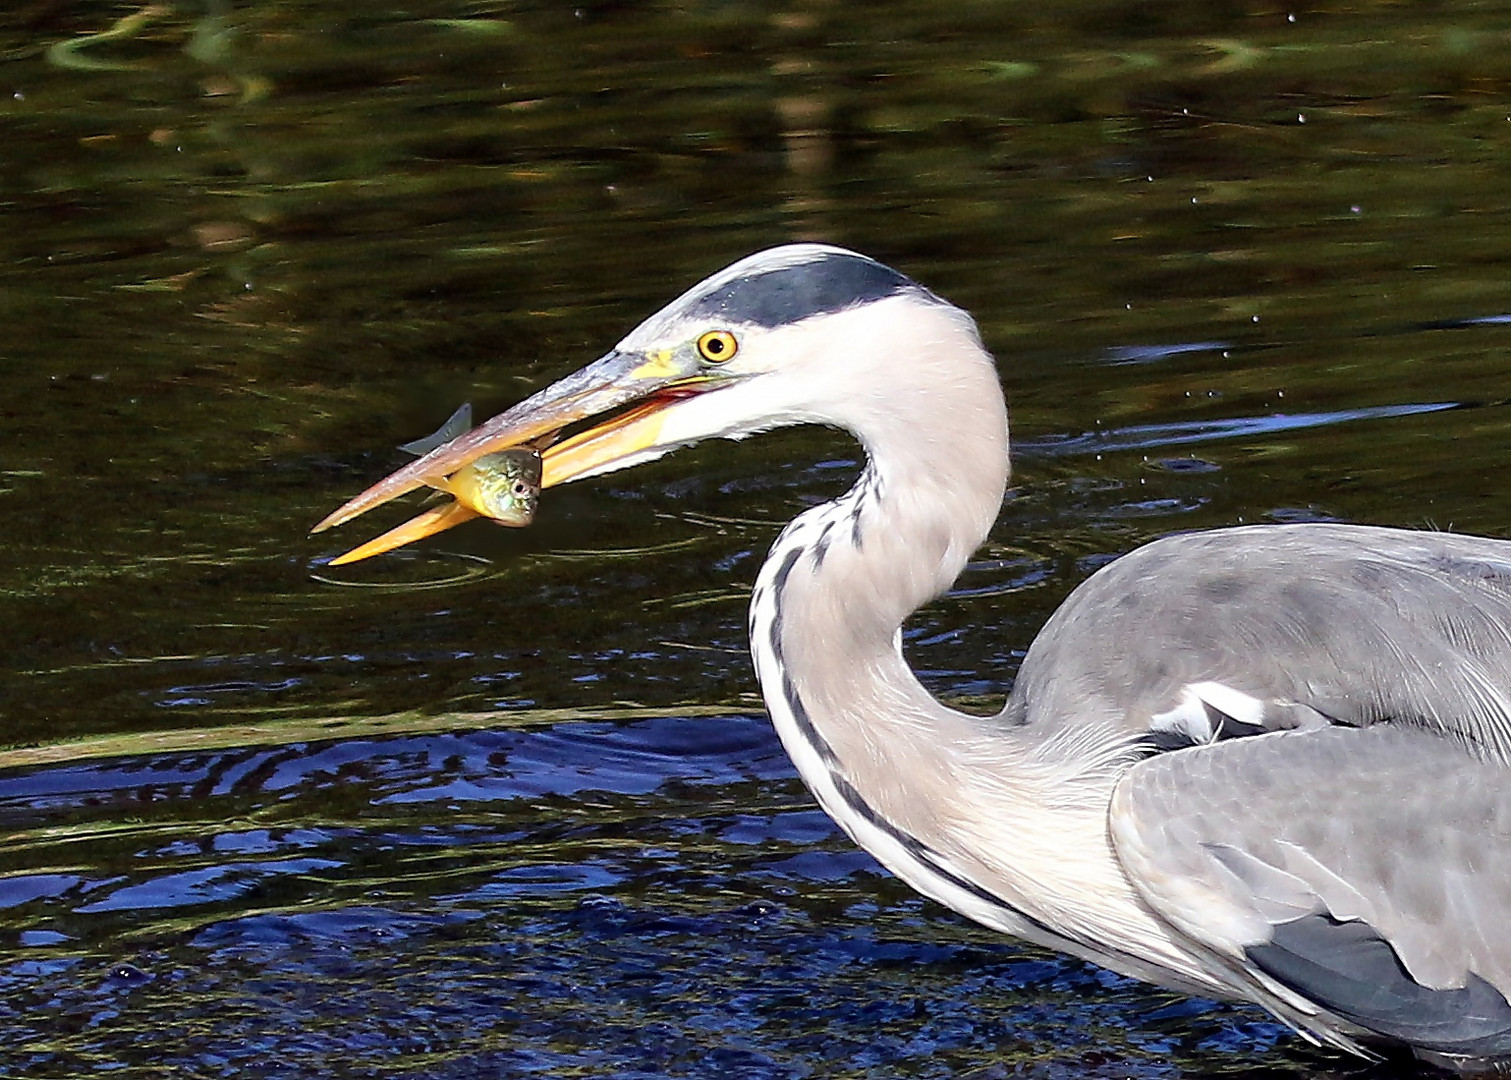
2, 0, 1511, 1075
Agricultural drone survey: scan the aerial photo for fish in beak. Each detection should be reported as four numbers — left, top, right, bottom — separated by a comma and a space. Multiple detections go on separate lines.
312, 346, 738, 565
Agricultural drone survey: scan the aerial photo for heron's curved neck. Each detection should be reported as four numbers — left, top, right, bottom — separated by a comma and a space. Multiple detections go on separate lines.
744, 325, 1208, 989
748, 310, 1012, 891
757, 299, 1012, 661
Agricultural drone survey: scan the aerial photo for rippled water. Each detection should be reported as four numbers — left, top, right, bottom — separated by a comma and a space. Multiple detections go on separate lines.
1, 712, 1314, 1078
5, 1, 1511, 1075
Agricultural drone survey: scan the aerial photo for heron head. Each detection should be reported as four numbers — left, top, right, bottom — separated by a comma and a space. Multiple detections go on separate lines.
313, 243, 976, 563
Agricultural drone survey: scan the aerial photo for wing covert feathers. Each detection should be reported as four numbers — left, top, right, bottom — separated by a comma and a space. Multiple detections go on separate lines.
1112, 725, 1511, 1057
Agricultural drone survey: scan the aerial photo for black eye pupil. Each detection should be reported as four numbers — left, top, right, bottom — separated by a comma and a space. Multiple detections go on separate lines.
707, 339, 723, 354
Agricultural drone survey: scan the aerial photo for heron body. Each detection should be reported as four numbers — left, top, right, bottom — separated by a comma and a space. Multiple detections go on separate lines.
316, 244, 1511, 1070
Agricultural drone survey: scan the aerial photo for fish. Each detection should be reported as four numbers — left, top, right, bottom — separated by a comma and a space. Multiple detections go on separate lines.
324, 404, 541, 566
399, 404, 541, 527
433, 449, 540, 526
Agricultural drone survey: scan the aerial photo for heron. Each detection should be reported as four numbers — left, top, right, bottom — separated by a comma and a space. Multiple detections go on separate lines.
315, 244, 1511, 1071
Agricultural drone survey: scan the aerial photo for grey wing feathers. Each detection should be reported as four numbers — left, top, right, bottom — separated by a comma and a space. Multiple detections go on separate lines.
1111, 725, 1511, 1055
1007, 523, 1511, 763
1249, 916, 1511, 1057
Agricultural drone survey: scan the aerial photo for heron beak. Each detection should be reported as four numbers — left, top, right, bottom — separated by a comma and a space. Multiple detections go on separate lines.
324, 501, 482, 566
313, 348, 726, 563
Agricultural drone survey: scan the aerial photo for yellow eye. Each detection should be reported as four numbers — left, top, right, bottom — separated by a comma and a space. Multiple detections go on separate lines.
696, 330, 737, 363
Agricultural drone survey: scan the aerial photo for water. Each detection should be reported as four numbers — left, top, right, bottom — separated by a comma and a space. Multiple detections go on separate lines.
5, 1, 1511, 1075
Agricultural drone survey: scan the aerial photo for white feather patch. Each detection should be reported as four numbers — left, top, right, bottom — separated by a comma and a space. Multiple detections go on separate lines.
1149, 681, 1267, 744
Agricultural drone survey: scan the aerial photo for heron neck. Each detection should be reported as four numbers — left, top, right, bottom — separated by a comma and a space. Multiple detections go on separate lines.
775, 301, 1012, 645
745, 338, 1209, 986
748, 321, 1011, 860
749, 451, 1209, 985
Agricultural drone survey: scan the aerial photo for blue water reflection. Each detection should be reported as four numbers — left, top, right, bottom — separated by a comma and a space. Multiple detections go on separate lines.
1024, 401, 1457, 457
0, 713, 1299, 1076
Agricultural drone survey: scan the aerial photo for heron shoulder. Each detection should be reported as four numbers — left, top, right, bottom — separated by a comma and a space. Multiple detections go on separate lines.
1005, 522, 1511, 762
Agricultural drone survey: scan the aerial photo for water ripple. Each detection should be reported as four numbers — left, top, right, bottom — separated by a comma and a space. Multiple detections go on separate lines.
1023, 400, 1457, 457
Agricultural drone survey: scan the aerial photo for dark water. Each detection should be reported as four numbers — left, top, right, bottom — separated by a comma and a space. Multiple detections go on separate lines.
4, 1, 1511, 1075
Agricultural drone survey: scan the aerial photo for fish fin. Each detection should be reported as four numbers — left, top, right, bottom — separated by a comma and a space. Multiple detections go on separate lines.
399, 403, 473, 457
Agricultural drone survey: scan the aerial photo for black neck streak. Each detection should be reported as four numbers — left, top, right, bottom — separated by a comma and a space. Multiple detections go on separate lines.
768, 530, 1052, 936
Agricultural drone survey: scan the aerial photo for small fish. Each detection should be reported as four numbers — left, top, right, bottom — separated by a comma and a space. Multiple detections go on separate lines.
435, 449, 540, 526
325, 404, 543, 566
400, 404, 541, 527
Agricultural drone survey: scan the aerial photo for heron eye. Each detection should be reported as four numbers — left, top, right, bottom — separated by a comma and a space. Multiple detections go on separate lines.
696, 330, 737, 363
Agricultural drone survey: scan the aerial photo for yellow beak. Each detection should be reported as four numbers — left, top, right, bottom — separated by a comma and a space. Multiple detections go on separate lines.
313, 349, 722, 565
325, 501, 482, 566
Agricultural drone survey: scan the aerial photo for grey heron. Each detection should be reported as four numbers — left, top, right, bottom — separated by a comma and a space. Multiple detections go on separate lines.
315, 244, 1511, 1071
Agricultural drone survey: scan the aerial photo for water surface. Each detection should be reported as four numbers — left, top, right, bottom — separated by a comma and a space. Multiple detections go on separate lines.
4, 1, 1511, 1075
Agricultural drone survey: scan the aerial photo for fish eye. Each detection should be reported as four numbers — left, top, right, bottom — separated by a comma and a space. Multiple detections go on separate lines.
696, 330, 737, 364
513, 481, 529, 495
